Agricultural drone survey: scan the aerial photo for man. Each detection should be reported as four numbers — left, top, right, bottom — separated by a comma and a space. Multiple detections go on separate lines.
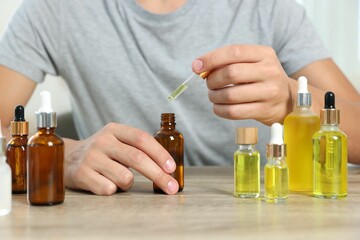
1, 0, 359, 195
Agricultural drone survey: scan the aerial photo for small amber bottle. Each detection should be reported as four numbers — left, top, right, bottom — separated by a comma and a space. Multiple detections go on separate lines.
27, 91, 65, 205
153, 113, 184, 193
6, 105, 29, 193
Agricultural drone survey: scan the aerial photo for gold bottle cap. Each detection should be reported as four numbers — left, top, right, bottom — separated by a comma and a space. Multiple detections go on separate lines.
321, 109, 340, 125
11, 121, 29, 136
236, 127, 258, 144
266, 144, 287, 158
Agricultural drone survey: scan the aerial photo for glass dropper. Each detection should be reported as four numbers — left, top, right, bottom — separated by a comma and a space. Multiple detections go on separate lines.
167, 72, 209, 102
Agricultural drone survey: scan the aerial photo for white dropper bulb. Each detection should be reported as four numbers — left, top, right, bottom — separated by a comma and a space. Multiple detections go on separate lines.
298, 76, 308, 94
38, 91, 53, 113
270, 123, 284, 145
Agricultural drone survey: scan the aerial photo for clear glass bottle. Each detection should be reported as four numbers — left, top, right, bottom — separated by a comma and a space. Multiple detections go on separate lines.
313, 92, 347, 199
234, 127, 260, 198
284, 76, 320, 192
27, 91, 65, 205
6, 105, 29, 193
0, 120, 12, 216
265, 123, 288, 203
153, 113, 184, 193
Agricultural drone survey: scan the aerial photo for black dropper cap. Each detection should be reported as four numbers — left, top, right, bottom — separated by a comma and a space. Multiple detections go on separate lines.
321, 91, 339, 125
11, 105, 29, 135
324, 92, 335, 109
14, 105, 26, 121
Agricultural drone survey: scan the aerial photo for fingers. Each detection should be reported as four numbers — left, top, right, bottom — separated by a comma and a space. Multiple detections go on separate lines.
212, 102, 265, 120
205, 62, 269, 90
65, 123, 180, 195
90, 123, 179, 195
106, 123, 176, 174
90, 152, 134, 191
192, 44, 272, 74
109, 141, 179, 195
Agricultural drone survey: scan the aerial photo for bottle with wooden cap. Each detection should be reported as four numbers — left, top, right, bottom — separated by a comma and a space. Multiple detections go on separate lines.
234, 127, 260, 198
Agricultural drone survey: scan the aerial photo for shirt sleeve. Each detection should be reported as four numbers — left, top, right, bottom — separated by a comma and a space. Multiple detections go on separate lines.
268, 0, 330, 75
0, 0, 61, 83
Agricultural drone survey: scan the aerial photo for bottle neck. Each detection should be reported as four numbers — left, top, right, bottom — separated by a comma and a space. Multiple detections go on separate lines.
37, 127, 56, 134
295, 105, 311, 111
320, 124, 339, 131
267, 156, 286, 166
161, 122, 176, 131
11, 134, 28, 139
238, 144, 256, 151
160, 113, 176, 131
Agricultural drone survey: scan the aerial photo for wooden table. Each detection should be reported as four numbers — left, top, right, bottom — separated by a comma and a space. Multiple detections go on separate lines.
1, 166, 360, 239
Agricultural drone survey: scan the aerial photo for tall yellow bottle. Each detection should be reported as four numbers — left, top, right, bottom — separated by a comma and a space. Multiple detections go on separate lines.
313, 92, 347, 199
284, 76, 320, 192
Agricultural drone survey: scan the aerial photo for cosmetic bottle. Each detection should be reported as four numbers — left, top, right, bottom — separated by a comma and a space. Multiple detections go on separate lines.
27, 91, 65, 205
153, 113, 184, 193
234, 127, 260, 198
0, 119, 12, 216
313, 92, 347, 199
284, 76, 320, 192
265, 123, 288, 203
6, 105, 29, 193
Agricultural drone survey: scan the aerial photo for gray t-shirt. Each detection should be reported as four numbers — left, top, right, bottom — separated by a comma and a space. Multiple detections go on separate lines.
0, 0, 329, 166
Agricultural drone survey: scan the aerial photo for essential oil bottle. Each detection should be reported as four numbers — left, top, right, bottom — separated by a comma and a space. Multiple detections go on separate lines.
27, 91, 65, 205
6, 105, 29, 193
0, 119, 12, 216
265, 123, 288, 203
284, 76, 320, 192
313, 92, 347, 199
153, 113, 184, 193
234, 127, 260, 198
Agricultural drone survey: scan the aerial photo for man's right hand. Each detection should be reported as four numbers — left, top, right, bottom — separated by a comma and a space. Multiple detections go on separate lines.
63, 123, 179, 195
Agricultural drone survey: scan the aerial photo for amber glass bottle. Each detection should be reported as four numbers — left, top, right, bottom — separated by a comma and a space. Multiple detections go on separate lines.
6, 105, 29, 193
27, 91, 64, 205
153, 113, 184, 193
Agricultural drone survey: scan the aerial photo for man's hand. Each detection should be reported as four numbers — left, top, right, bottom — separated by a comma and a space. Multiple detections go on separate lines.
64, 123, 179, 195
192, 44, 296, 126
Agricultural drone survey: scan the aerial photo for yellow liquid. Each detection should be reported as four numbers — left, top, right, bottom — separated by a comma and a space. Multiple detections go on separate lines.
284, 109, 320, 192
234, 149, 260, 198
167, 84, 188, 102
313, 127, 347, 199
264, 160, 288, 203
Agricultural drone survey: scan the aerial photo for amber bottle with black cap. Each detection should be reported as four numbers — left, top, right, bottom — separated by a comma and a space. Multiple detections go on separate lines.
6, 105, 29, 193
153, 113, 184, 193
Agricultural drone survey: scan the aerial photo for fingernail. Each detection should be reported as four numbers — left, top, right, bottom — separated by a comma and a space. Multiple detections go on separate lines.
165, 159, 176, 172
167, 180, 179, 194
192, 59, 203, 72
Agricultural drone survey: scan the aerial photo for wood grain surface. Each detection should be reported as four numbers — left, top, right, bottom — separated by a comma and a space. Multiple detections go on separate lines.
1, 166, 360, 239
